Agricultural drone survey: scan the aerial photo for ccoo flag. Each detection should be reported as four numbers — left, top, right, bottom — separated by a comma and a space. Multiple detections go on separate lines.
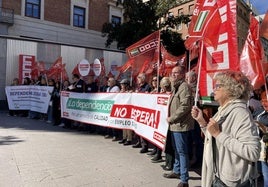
184, 0, 222, 50
189, 0, 238, 105
122, 31, 160, 77
240, 15, 268, 90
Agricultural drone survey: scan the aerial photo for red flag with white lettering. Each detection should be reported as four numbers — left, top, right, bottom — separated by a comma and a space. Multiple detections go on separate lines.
124, 31, 160, 77
188, 0, 238, 105
184, 0, 222, 50
240, 15, 268, 90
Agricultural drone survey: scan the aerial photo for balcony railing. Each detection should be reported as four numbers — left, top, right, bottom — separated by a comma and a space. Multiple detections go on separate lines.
0, 7, 14, 25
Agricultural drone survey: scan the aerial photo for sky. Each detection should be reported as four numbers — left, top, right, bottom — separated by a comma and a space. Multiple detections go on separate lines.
251, 0, 268, 15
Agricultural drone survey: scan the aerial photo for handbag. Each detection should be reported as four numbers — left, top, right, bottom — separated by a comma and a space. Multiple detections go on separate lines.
211, 176, 227, 187
211, 115, 255, 187
211, 175, 252, 187
212, 176, 253, 187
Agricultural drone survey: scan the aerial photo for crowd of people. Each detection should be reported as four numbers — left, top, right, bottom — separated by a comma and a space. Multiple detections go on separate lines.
7, 66, 268, 187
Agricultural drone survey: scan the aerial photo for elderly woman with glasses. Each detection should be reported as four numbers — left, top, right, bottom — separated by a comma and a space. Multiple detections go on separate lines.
191, 70, 260, 187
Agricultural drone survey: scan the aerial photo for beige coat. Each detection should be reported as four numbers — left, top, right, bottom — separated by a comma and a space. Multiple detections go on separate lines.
168, 80, 194, 132
201, 100, 260, 187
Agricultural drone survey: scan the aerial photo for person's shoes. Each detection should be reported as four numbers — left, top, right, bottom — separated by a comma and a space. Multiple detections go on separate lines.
118, 139, 126, 144
151, 156, 163, 163
147, 149, 157, 156
112, 136, 119, 141
132, 142, 142, 148
77, 125, 84, 131
163, 172, 180, 179
177, 182, 189, 187
20, 113, 28, 117
71, 125, 78, 129
140, 147, 148, 153
104, 135, 112, 139
123, 141, 132, 146
162, 165, 172, 171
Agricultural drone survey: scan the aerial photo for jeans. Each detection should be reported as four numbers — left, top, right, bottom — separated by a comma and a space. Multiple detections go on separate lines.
261, 161, 268, 187
171, 131, 190, 183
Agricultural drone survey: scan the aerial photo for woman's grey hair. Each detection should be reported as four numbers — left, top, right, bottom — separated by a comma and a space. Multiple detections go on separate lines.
214, 70, 252, 101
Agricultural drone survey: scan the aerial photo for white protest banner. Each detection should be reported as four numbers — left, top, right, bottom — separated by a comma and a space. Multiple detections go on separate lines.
5, 85, 53, 113
5, 86, 31, 110
109, 93, 170, 149
61, 91, 170, 149
61, 91, 130, 125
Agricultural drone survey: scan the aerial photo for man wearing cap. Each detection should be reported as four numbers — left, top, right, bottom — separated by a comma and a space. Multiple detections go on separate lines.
118, 78, 133, 146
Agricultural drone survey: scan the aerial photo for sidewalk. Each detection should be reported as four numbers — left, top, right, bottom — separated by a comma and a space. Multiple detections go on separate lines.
0, 112, 201, 187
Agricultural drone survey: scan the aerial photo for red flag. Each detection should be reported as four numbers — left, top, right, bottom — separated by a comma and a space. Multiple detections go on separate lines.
240, 15, 267, 90
46, 57, 67, 81
159, 45, 184, 76
117, 59, 134, 75
31, 61, 45, 80
31, 61, 39, 80
125, 31, 160, 77
193, 0, 238, 103
184, 0, 222, 50
72, 64, 79, 76
107, 71, 114, 78
260, 11, 268, 40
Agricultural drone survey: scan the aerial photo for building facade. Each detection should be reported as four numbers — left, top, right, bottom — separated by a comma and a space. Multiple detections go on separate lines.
257, 14, 268, 62
168, 0, 252, 55
0, 0, 126, 109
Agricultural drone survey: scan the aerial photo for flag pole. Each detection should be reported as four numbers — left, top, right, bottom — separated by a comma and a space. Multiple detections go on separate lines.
130, 68, 133, 88
60, 57, 63, 91
157, 30, 161, 92
194, 41, 203, 106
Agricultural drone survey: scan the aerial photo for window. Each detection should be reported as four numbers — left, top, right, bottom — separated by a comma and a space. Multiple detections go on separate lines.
111, 15, 121, 27
178, 8, 184, 16
189, 4, 194, 14
237, 20, 240, 29
73, 6, 85, 28
25, 0, 41, 18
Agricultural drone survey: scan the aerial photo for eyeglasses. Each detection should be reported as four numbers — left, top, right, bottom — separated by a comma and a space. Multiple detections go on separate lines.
214, 84, 223, 90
